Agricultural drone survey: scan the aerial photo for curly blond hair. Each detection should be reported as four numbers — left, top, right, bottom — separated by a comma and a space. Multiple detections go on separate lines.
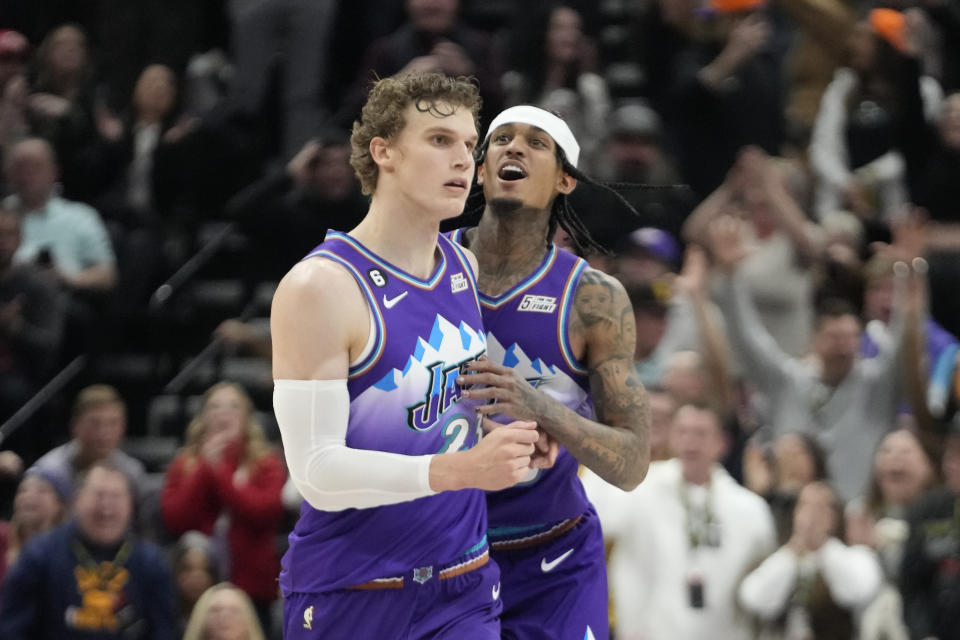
350, 73, 481, 195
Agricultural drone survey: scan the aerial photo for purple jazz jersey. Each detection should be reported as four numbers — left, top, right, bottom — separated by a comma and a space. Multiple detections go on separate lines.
280, 232, 490, 596
450, 230, 609, 639
283, 559, 502, 639
449, 230, 593, 529
495, 508, 608, 640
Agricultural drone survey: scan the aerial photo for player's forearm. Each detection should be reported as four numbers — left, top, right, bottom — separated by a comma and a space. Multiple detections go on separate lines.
291, 446, 436, 511
428, 451, 470, 492
535, 389, 651, 491
275, 379, 438, 511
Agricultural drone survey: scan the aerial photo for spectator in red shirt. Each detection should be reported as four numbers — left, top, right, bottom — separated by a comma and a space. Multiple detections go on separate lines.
160, 381, 286, 632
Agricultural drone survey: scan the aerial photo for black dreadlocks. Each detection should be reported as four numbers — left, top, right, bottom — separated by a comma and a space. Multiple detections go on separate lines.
455, 137, 681, 257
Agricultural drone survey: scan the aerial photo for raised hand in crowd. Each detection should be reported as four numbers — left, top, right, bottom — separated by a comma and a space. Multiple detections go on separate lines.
671, 244, 710, 300
93, 99, 123, 142
699, 12, 770, 89
285, 138, 324, 186
399, 40, 476, 77
870, 205, 929, 264
787, 483, 836, 555
0, 450, 24, 478
430, 40, 475, 76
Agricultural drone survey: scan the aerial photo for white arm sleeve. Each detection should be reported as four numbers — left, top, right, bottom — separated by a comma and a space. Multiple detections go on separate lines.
273, 379, 437, 512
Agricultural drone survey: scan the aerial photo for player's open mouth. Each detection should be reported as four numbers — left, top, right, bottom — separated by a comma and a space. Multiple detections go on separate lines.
497, 162, 527, 181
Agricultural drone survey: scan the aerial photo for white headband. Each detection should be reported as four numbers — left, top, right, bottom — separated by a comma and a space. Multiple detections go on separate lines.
484, 105, 580, 168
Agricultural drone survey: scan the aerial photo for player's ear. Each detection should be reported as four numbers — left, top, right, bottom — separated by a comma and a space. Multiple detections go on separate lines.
476, 161, 486, 186
370, 136, 392, 169
557, 172, 577, 195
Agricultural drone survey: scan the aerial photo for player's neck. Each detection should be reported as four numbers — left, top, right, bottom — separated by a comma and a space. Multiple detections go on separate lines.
352, 200, 441, 280
468, 210, 551, 295
472, 206, 550, 261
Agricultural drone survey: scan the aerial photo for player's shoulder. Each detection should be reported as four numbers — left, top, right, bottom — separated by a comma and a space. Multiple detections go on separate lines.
570, 265, 633, 326
576, 265, 627, 296
277, 254, 356, 290
272, 255, 365, 316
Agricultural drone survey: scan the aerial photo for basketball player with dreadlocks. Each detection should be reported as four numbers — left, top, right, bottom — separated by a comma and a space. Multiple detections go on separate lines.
452, 105, 652, 639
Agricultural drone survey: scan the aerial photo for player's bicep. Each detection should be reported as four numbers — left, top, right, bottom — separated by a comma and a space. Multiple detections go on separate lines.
270, 260, 361, 380
581, 273, 646, 429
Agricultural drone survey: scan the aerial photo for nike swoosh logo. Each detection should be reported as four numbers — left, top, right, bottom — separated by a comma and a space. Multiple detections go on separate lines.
491, 581, 500, 600
540, 548, 574, 573
383, 291, 408, 309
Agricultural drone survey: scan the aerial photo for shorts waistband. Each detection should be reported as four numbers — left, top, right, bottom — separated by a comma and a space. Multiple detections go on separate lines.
489, 516, 583, 552
347, 536, 489, 590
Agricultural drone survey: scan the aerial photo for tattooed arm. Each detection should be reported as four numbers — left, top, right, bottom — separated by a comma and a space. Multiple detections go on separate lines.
564, 269, 651, 488
459, 268, 651, 490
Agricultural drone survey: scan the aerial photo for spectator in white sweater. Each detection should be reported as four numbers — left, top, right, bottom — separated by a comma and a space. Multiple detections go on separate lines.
740, 481, 883, 640
586, 404, 776, 640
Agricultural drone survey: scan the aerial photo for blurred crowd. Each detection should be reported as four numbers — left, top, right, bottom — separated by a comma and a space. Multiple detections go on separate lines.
0, 0, 959, 638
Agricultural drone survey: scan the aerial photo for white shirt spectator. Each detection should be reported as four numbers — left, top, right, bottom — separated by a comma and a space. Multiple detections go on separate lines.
739, 539, 882, 638
586, 459, 777, 640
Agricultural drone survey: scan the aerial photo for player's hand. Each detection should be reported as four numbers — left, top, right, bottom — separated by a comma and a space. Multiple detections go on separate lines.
458, 356, 550, 423
530, 427, 559, 469
460, 420, 539, 491
479, 417, 558, 469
